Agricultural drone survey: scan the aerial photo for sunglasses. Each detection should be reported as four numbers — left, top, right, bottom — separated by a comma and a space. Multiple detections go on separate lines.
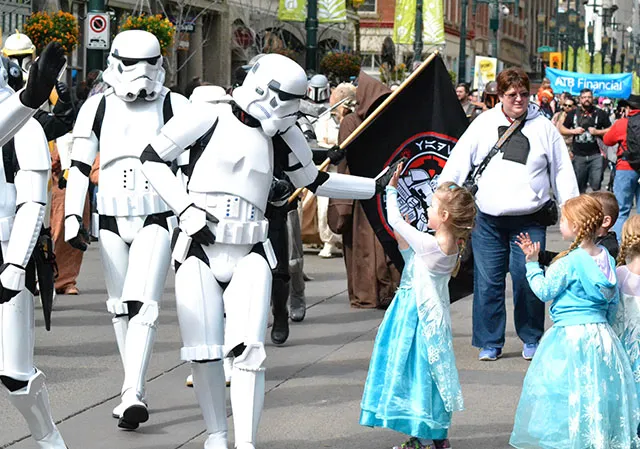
504, 91, 530, 101
564, 103, 575, 108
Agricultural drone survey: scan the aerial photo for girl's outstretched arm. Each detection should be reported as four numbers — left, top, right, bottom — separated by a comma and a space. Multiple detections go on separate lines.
386, 186, 437, 256
525, 257, 570, 302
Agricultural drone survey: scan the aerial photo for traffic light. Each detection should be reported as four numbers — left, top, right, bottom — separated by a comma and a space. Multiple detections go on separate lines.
549, 52, 562, 69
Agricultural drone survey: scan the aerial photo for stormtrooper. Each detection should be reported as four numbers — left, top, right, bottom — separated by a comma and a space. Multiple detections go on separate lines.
2, 31, 36, 82
64, 30, 189, 430
0, 43, 67, 449
139, 53, 400, 449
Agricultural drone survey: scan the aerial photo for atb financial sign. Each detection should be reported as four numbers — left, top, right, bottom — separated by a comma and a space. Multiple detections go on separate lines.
546, 68, 632, 99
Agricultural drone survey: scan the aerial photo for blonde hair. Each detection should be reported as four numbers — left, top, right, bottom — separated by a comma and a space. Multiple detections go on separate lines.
617, 215, 640, 266
435, 182, 477, 276
330, 83, 356, 111
552, 195, 604, 263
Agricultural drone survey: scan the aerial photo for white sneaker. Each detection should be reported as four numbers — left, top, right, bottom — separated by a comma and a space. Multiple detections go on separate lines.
318, 243, 335, 258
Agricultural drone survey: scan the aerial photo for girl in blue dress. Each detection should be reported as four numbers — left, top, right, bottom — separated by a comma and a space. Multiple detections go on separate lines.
512, 195, 640, 449
360, 163, 476, 449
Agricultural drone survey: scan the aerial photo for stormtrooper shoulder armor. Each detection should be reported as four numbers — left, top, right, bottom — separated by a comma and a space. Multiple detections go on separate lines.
72, 91, 107, 139
13, 118, 49, 171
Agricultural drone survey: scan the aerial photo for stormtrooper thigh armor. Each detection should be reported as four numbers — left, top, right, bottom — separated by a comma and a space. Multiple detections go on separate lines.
99, 215, 171, 428
175, 242, 271, 449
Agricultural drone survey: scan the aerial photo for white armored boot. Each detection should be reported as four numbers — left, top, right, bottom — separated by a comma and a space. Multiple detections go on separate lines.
111, 314, 129, 418
230, 365, 265, 449
7, 370, 67, 449
117, 302, 157, 430
192, 361, 228, 449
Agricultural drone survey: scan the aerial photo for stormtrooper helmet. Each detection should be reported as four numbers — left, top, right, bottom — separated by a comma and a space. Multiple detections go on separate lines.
2, 31, 36, 81
307, 74, 330, 103
233, 54, 307, 136
102, 30, 165, 102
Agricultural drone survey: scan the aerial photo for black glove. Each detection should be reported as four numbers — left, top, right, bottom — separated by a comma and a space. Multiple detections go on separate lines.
0, 263, 23, 304
20, 42, 66, 109
67, 215, 90, 251
179, 204, 217, 246
268, 178, 295, 206
327, 145, 346, 165
375, 157, 408, 194
55, 81, 71, 103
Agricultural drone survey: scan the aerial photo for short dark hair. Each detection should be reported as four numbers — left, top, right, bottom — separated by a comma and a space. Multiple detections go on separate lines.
456, 83, 470, 94
496, 68, 530, 96
580, 88, 593, 96
589, 191, 619, 228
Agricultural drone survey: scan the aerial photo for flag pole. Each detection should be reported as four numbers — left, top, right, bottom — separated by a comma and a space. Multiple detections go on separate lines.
287, 51, 440, 203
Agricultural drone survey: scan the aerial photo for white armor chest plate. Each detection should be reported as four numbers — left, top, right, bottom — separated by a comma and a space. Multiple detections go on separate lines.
0, 146, 16, 240
188, 106, 274, 213
97, 95, 170, 216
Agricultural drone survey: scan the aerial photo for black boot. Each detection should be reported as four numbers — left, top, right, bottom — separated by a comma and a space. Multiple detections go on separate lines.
271, 276, 290, 345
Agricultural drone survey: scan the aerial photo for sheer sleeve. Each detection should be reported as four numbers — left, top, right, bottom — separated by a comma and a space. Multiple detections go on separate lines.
525, 259, 570, 302
385, 186, 441, 256
399, 246, 414, 262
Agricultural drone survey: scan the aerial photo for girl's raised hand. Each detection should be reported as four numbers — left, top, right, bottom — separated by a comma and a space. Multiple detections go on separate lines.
516, 233, 540, 263
389, 162, 404, 188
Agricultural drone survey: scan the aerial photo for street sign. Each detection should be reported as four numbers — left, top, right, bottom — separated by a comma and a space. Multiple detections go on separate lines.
537, 45, 556, 53
86, 13, 110, 50
549, 52, 562, 69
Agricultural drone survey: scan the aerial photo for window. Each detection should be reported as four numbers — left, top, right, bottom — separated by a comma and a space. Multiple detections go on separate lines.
358, 0, 376, 13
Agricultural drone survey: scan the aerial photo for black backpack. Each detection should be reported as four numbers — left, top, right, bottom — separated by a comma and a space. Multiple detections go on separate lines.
624, 114, 640, 173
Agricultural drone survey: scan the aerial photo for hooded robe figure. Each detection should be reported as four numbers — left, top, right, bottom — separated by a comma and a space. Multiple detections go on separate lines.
329, 72, 400, 308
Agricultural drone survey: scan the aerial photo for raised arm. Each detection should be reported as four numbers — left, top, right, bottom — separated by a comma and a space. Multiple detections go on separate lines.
0, 120, 50, 303
525, 258, 569, 302
385, 185, 437, 255
278, 125, 396, 199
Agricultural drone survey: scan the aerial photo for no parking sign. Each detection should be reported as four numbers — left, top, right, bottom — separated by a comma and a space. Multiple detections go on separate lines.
85, 13, 110, 50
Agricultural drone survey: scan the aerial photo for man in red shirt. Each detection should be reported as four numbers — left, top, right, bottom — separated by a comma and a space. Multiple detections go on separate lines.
602, 95, 640, 240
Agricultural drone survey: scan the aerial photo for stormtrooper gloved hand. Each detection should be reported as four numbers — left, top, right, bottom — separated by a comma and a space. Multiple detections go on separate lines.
327, 144, 346, 165
20, 41, 66, 109
0, 263, 25, 304
375, 157, 407, 194
64, 214, 90, 251
179, 204, 218, 246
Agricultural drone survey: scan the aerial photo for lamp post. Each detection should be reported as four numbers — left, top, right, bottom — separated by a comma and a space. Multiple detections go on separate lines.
537, 12, 547, 75
602, 35, 610, 73
472, 0, 520, 60
458, 0, 469, 83
305, 0, 319, 71
588, 22, 595, 73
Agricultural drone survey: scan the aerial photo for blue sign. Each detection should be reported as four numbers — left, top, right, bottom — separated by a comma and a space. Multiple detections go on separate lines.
545, 68, 632, 99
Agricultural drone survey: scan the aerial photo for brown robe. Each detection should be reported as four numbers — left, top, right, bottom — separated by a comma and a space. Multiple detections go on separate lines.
331, 72, 400, 309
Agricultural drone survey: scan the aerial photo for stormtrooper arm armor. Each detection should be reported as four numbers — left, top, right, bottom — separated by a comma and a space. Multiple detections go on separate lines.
64, 95, 102, 242
140, 103, 218, 216
279, 125, 375, 199
1, 121, 49, 293
0, 92, 36, 149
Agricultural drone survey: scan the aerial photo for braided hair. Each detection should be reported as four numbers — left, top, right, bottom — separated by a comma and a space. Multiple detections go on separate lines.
435, 182, 477, 276
552, 195, 604, 264
617, 215, 640, 266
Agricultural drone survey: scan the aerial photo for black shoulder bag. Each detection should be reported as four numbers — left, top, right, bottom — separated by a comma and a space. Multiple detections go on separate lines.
463, 115, 526, 196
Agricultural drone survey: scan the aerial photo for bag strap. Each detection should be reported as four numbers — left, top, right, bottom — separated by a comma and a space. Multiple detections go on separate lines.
468, 114, 526, 186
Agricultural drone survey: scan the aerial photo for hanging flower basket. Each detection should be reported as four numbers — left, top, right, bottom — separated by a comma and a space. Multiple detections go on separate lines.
120, 14, 175, 55
320, 52, 361, 84
23, 11, 79, 54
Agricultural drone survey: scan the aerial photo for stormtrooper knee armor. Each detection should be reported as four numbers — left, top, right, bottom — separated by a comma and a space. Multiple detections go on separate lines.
0, 60, 66, 447
64, 30, 188, 430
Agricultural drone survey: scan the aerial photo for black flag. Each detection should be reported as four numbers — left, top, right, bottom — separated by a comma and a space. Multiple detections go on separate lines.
345, 55, 472, 301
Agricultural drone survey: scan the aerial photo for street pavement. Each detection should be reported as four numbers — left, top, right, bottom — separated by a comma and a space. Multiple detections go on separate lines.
0, 225, 565, 449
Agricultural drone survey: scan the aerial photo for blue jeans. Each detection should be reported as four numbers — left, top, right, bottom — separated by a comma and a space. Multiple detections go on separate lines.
612, 169, 640, 242
471, 212, 546, 349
